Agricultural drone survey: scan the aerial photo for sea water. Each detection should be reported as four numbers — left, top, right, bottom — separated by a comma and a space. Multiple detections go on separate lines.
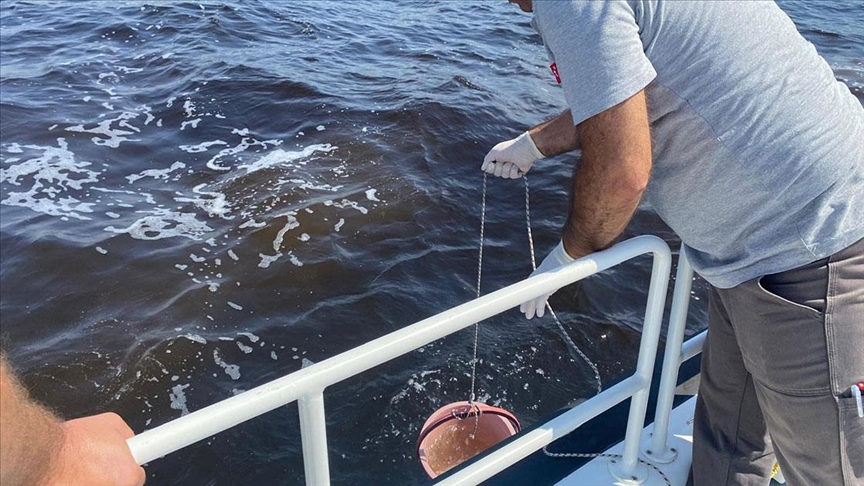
1, 1, 861, 484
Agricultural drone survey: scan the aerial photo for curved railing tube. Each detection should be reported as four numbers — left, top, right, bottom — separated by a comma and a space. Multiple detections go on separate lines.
126, 235, 674, 485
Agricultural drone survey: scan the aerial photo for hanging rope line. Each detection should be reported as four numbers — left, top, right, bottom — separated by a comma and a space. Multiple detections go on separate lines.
463, 173, 603, 437
522, 176, 602, 396
460, 173, 668, 484
468, 172, 488, 406
459, 172, 489, 439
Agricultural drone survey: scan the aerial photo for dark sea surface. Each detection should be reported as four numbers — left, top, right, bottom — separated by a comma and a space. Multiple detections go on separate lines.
1, 1, 861, 485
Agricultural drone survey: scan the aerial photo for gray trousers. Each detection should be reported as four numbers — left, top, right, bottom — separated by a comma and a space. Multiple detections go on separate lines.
692, 238, 864, 486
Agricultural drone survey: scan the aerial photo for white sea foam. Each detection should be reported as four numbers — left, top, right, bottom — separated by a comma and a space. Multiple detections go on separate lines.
66, 112, 141, 148
137, 105, 155, 125
288, 179, 343, 192
0, 139, 99, 220
183, 99, 196, 117
237, 332, 260, 342
179, 140, 229, 153
180, 119, 201, 130
239, 219, 267, 229
236, 342, 253, 354
169, 384, 191, 415
126, 161, 186, 184
213, 349, 240, 380
105, 208, 212, 240
365, 189, 380, 202
272, 213, 299, 251
180, 333, 207, 344
334, 199, 368, 214
175, 184, 233, 219
289, 253, 303, 267
238, 144, 335, 175
258, 252, 282, 268
205, 134, 281, 172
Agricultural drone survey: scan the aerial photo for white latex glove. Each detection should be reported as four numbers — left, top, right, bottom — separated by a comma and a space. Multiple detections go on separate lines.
520, 241, 575, 319
481, 131, 545, 179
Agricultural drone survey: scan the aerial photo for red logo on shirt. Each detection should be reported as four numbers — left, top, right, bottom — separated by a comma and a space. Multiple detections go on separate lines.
550, 63, 561, 84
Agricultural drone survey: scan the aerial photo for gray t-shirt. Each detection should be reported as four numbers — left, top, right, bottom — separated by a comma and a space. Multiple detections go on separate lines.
533, 0, 864, 288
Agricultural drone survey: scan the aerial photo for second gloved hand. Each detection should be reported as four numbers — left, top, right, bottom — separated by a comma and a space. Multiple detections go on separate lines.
481, 131, 545, 179
520, 241, 575, 319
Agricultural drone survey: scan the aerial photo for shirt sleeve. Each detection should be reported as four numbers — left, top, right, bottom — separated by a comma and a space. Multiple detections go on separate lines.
534, 0, 656, 126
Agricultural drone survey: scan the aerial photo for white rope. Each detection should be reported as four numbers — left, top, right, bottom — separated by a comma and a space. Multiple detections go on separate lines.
464, 174, 602, 429
523, 176, 602, 396
459, 172, 489, 439
464, 173, 668, 485
542, 448, 673, 486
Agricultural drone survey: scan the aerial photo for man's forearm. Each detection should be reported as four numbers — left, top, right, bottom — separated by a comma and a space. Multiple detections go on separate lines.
0, 356, 65, 485
528, 109, 581, 157
561, 92, 651, 259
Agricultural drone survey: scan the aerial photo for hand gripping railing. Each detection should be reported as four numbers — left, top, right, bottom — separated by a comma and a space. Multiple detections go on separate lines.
126, 235, 672, 485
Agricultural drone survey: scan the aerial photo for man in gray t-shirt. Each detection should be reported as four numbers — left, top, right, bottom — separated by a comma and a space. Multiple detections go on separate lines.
483, 1, 864, 484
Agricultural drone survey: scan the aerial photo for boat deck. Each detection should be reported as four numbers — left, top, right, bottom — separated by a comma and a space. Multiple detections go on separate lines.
555, 396, 695, 486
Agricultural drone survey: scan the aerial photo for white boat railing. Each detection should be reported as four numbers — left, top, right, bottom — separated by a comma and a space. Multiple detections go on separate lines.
645, 249, 704, 465
126, 235, 703, 485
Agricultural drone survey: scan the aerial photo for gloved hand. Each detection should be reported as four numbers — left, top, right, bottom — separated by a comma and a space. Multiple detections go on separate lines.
520, 241, 575, 319
481, 131, 545, 179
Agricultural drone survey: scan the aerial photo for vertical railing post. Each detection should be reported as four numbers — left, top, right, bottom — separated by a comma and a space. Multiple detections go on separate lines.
298, 392, 330, 486
645, 249, 694, 464
609, 247, 672, 482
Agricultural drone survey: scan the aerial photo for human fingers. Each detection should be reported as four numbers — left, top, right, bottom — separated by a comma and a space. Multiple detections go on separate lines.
524, 303, 534, 320
494, 161, 504, 177
505, 162, 521, 179
483, 160, 497, 174
481, 151, 496, 172
521, 299, 536, 319
535, 298, 546, 318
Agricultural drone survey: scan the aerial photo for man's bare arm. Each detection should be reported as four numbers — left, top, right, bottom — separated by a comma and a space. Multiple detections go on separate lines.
562, 91, 651, 258
528, 109, 581, 157
0, 355, 146, 486
0, 356, 65, 485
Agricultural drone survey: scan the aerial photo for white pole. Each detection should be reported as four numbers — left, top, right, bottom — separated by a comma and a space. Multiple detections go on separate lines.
681, 331, 706, 362
298, 392, 330, 486
609, 244, 672, 481
647, 249, 694, 463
